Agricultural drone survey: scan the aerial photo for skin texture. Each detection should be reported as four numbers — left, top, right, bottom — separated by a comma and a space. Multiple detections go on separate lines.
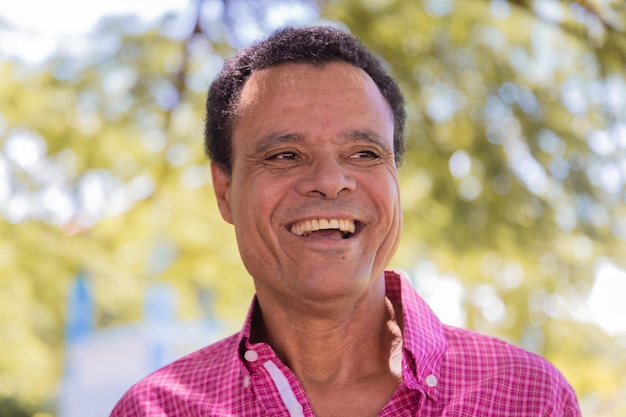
211, 62, 403, 416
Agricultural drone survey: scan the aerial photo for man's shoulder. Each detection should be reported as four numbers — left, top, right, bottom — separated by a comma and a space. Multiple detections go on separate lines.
140, 332, 240, 384
110, 333, 246, 416
442, 324, 559, 377
438, 324, 580, 415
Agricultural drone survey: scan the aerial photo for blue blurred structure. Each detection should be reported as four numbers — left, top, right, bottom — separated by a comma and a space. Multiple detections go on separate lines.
58, 273, 226, 417
64, 272, 94, 342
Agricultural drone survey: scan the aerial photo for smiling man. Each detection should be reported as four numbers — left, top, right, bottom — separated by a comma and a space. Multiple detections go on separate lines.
110, 26, 581, 417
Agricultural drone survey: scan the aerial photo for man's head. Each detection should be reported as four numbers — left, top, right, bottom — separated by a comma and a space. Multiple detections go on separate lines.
208, 26, 404, 308
205, 25, 406, 173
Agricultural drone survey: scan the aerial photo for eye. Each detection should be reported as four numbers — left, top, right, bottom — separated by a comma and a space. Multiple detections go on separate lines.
268, 151, 298, 160
350, 150, 380, 159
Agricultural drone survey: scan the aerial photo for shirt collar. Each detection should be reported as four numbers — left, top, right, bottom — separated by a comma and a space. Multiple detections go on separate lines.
384, 270, 447, 401
236, 271, 448, 400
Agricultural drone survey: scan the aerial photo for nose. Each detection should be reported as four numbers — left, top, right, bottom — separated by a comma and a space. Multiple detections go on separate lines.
295, 158, 356, 199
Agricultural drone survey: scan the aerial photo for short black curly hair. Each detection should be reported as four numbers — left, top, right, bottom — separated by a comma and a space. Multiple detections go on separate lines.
204, 25, 406, 173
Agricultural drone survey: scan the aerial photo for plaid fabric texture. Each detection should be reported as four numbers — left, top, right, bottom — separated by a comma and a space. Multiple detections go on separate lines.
110, 271, 581, 416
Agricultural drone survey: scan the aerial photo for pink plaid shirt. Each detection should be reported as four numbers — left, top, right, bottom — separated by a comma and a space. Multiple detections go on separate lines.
110, 271, 581, 416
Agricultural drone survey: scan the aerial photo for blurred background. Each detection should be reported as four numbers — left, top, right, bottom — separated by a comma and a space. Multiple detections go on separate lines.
0, 0, 625, 416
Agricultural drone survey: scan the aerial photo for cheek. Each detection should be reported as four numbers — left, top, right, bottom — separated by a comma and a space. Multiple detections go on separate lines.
231, 175, 284, 227
379, 179, 403, 240
378, 176, 401, 213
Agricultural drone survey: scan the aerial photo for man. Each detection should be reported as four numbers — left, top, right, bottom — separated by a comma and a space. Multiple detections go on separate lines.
111, 26, 581, 416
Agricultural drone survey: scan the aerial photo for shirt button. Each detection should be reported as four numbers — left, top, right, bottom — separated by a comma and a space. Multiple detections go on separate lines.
426, 374, 438, 387
244, 350, 259, 362
243, 375, 251, 388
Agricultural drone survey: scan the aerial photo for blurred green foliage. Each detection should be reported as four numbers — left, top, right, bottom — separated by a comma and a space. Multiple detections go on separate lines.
323, 0, 626, 415
0, 0, 625, 416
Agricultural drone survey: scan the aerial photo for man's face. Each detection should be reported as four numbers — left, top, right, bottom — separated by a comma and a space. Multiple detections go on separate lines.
212, 62, 402, 306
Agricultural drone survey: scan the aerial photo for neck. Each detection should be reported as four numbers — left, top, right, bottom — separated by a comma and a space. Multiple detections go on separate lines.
251, 280, 403, 386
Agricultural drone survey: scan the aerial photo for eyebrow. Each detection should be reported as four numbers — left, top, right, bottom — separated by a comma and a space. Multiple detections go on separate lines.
341, 129, 393, 154
251, 132, 304, 155
251, 129, 392, 155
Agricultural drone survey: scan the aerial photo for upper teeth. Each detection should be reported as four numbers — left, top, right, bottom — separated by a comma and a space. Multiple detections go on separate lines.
290, 219, 356, 236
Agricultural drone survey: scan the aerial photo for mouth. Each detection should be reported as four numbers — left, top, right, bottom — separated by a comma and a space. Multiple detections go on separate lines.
289, 218, 358, 239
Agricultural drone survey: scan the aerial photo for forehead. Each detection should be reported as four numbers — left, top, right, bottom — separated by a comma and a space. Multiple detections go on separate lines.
235, 62, 391, 118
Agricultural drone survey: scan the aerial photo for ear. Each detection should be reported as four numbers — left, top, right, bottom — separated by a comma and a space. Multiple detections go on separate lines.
211, 162, 234, 224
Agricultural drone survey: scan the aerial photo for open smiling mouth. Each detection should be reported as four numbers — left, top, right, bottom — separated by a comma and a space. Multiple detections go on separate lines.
290, 219, 357, 239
